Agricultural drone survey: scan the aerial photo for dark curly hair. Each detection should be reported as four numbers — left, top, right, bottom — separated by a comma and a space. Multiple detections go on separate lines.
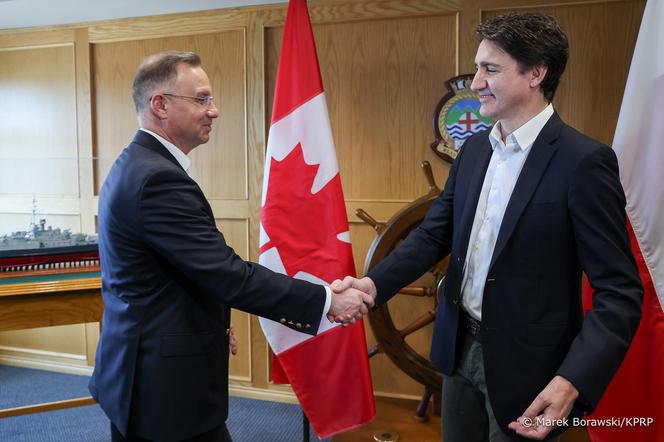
476, 13, 569, 102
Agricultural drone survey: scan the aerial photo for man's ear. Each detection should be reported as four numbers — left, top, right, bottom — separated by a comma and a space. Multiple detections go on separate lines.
150, 94, 168, 119
530, 65, 548, 89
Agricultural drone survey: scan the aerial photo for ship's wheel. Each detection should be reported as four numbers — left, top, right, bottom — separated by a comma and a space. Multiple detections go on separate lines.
356, 160, 447, 421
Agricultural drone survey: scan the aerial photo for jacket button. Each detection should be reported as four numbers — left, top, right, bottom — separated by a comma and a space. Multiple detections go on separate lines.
280, 318, 287, 324
288, 320, 294, 325
296, 323, 302, 329
305, 324, 311, 329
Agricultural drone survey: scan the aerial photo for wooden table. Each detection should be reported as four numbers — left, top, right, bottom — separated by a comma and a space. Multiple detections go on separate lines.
0, 269, 102, 418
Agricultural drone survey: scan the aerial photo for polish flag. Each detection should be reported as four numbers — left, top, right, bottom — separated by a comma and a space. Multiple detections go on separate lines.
582, 0, 664, 440
258, 0, 375, 438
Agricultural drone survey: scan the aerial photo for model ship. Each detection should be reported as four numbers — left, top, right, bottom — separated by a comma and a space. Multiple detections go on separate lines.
0, 212, 99, 273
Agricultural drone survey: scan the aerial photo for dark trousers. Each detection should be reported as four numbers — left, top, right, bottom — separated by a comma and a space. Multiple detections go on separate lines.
111, 422, 232, 442
441, 325, 561, 442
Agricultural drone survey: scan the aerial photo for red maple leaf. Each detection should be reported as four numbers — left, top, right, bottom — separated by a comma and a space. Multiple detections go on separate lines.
260, 143, 355, 283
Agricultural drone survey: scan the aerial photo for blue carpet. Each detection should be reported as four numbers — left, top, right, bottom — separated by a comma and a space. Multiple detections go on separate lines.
0, 366, 328, 441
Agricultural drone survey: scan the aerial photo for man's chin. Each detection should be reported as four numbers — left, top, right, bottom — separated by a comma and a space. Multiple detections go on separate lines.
478, 105, 494, 120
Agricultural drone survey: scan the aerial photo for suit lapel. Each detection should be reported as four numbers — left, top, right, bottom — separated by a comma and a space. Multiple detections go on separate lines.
132, 130, 216, 220
132, 130, 185, 171
457, 135, 493, 261
488, 112, 564, 270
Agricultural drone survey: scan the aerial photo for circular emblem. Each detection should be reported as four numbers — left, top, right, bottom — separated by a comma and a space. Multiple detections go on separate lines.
430, 74, 492, 163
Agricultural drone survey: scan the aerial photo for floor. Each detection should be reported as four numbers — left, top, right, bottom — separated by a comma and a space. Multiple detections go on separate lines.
332, 396, 591, 442
333, 396, 440, 442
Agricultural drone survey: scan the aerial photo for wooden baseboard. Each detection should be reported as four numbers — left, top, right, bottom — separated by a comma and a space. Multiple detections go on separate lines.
228, 383, 422, 405
374, 390, 425, 402
0, 397, 96, 419
0, 353, 93, 376
229, 384, 299, 404
0, 352, 426, 404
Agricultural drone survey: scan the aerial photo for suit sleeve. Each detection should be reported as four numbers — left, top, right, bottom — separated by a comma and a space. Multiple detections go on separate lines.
367, 145, 463, 305
137, 168, 326, 335
557, 146, 643, 410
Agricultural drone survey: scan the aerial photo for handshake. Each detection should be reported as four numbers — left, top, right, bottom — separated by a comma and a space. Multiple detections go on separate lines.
326, 276, 377, 325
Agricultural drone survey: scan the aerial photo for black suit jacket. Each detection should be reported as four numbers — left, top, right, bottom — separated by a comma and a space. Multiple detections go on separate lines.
89, 131, 326, 441
368, 113, 643, 437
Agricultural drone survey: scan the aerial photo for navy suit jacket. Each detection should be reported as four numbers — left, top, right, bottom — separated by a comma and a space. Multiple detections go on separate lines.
367, 113, 643, 437
89, 131, 326, 441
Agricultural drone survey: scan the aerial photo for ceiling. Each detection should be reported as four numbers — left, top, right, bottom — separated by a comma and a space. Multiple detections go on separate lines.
0, 0, 286, 30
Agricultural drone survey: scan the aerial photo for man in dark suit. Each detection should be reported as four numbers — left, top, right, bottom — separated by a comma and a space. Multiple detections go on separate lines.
333, 12, 643, 441
89, 51, 373, 442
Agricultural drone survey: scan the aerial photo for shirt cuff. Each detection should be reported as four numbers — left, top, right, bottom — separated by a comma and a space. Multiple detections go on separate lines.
323, 286, 332, 317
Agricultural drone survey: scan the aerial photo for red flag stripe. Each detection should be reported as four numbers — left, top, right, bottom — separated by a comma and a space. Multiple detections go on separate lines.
583, 224, 664, 441
582, 1, 664, 440
270, 0, 323, 125
275, 322, 375, 438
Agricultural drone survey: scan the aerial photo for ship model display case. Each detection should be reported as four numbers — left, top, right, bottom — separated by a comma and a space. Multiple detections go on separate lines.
0, 215, 102, 418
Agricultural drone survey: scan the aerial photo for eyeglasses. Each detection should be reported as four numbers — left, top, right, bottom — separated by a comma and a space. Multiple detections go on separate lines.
162, 93, 215, 107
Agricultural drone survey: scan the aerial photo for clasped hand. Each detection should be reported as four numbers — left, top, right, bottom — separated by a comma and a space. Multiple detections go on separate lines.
327, 276, 377, 325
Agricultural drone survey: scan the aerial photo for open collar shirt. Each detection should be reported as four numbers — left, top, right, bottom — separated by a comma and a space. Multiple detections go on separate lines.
461, 104, 554, 321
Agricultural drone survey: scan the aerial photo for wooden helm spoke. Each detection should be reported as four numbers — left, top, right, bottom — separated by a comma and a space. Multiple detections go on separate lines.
420, 160, 440, 194
355, 208, 384, 233
368, 344, 382, 358
359, 161, 449, 420
398, 310, 437, 338
398, 286, 434, 297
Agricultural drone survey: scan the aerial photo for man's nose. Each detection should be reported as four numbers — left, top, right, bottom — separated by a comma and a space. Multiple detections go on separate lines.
470, 71, 484, 92
207, 104, 220, 118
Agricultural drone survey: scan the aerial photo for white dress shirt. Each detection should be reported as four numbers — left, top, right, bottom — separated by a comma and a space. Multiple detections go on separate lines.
140, 128, 191, 173
138, 128, 333, 322
461, 104, 554, 321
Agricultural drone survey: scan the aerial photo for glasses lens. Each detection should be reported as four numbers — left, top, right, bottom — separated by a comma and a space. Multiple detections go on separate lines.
163, 93, 213, 107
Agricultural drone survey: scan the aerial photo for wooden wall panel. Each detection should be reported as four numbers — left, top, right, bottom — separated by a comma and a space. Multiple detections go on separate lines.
0, 45, 78, 196
0, 38, 87, 372
0, 324, 86, 355
216, 218, 252, 381
88, 10, 248, 43
483, 0, 645, 146
92, 31, 247, 199
74, 27, 97, 236
265, 14, 456, 201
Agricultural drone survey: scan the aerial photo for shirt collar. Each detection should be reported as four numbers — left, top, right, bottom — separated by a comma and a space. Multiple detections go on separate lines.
140, 128, 191, 172
489, 104, 554, 153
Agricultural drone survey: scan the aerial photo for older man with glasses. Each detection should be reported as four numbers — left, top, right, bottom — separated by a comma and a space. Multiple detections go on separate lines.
89, 51, 373, 442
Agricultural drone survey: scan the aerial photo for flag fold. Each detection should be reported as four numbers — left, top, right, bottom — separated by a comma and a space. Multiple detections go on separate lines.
259, 0, 375, 438
582, 1, 664, 440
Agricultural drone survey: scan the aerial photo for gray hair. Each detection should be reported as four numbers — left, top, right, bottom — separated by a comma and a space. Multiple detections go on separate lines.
132, 51, 201, 116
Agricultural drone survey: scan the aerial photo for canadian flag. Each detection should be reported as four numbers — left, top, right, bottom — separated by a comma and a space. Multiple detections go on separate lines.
258, 0, 375, 438
582, 0, 664, 440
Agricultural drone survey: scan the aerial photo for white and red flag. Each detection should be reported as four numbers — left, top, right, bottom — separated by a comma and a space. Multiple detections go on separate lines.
582, 0, 664, 440
258, 0, 375, 437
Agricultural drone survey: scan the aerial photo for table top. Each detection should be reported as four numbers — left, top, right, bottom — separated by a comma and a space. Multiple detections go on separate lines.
0, 270, 101, 297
